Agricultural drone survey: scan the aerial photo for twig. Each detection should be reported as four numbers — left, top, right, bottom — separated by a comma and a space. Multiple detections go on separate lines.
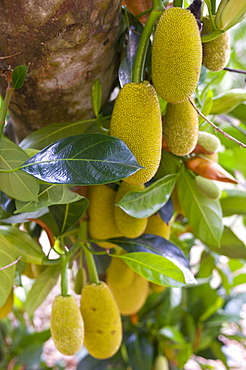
224, 67, 246, 75
189, 98, 246, 149
0, 256, 22, 271
0, 52, 22, 60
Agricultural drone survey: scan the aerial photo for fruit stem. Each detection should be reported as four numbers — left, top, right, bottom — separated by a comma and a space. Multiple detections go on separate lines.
61, 253, 69, 297
173, 0, 183, 7
83, 243, 100, 284
132, 0, 164, 83
0, 85, 14, 137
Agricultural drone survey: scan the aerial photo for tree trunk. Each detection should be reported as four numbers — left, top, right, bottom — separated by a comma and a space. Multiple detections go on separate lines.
0, 0, 121, 142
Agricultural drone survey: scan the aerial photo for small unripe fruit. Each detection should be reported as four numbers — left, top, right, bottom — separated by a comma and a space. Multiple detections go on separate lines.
194, 176, 222, 199
87, 184, 122, 249
152, 355, 169, 370
198, 132, 220, 153
80, 282, 122, 359
115, 181, 147, 238
110, 81, 162, 184
144, 214, 171, 240
202, 16, 230, 72
50, 295, 84, 356
0, 289, 13, 319
152, 7, 202, 103
163, 100, 198, 156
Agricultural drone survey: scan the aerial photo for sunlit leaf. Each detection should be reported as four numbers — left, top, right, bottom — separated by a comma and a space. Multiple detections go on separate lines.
0, 233, 16, 307
208, 226, 246, 259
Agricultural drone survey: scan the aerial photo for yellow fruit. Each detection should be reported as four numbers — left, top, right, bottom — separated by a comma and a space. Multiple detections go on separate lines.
152, 355, 169, 370
163, 100, 198, 156
0, 289, 13, 319
150, 282, 167, 293
80, 281, 122, 359
107, 267, 149, 316
115, 181, 147, 238
87, 184, 122, 249
152, 7, 202, 103
194, 176, 222, 200
202, 16, 230, 71
106, 255, 135, 289
110, 81, 162, 185
144, 214, 171, 240
198, 132, 220, 153
50, 295, 84, 356
23, 263, 36, 279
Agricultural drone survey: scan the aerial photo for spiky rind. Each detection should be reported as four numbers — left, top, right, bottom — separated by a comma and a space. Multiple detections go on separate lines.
152, 7, 202, 103
144, 214, 171, 240
110, 81, 162, 184
115, 181, 147, 238
202, 16, 230, 71
198, 132, 221, 153
80, 282, 122, 359
50, 295, 84, 356
163, 100, 199, 156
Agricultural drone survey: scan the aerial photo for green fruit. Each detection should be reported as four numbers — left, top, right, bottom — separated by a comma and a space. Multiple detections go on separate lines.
210, 89, 246, 115
194, 176, 222, 200
115, 181, 147, 238
144, 214, 171, 240
152, 355, 169, 370
202, 16, 230, 71
107, 267, 149, 316
163, 100, 198, 156
74, 266, 87, 294
50, 295, 84, 356
80, 281, 122, 359
110, 81, 162, 185
152, 7, 202, 103
198, 132, 221, 153
87, 184, 122, 249
106, 254, 135, 289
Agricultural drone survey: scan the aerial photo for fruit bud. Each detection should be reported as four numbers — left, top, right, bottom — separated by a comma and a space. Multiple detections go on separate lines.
215, 0, 246, 31
194, 176, 222, 200
152, 355, 169, 370
197, 132, 221, 153
210, 89, 246, 115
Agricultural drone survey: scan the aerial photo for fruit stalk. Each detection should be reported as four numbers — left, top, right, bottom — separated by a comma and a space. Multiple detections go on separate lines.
61, 254, 69, 297
83, 243, 100, 284
132, 0, 164, 83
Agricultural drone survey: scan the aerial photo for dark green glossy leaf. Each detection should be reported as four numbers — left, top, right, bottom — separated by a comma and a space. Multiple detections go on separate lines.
116, 174, 177, 218
109, 233, 196, 285
220, 189, 246, 216
19, 119, 96, 150
0, 137, 39, 201
208, 226, 246, 259
12, 65, 28, 89
49, 197, 88, 236
177, 166, 223, 247
21, 134, 141, 185
126, 334, 154, 370
0, 233, 16, 307
155, 151, 182, 179
15, 184, 83, 214
0, 225, 45, 264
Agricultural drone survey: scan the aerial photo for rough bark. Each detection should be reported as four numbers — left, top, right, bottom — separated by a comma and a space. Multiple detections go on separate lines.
0, 0, 121, 142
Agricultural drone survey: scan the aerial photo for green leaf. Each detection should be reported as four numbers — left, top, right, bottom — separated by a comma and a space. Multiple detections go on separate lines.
0, 137, 39, 201
116, 174, 177, 218
25, 264, 60, 316
49, 197, 88, 236
177, 166, 223, 247
91, 80, 102, 117
155, 151, 182, 179
0, 233, 16, 307
12, 65, 28, 89
232, 273, 246, 287
159, 326, 185, 344
220, 189, 246, 216
19, 119, 96, 150
0, 226, 45, 264
199, 296, 224, 322
21, 134, 142, 185
208, 226, 246, 259
118, 252, 186, 287
15, 184, 84, 214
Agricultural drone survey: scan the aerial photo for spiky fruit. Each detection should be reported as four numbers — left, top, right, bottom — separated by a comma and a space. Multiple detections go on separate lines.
110, 81, 162, 185
163, 99, 198, 156
106, 255, 135, 289
198, 132, 220, 153
152, 355, 169, 370
0, 289, 13, 319
107, 266, 149, 316
202, 16, 230, 71
194, 175, 222, 199
115, 181, 147, 238
50, 295, 84, 356
80, 281, 122, 359
152, 7, 202, 103
144, 214, 171, 240
87, 184, 122, 249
